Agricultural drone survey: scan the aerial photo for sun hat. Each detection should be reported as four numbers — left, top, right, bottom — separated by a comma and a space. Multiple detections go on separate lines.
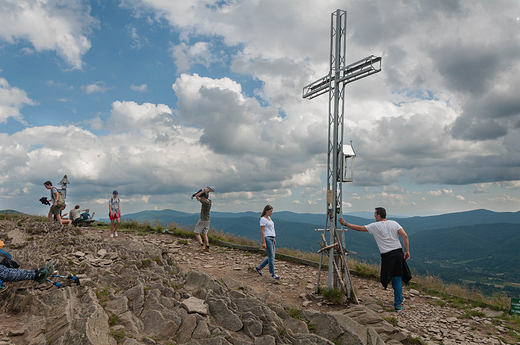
208, 186, 215, 192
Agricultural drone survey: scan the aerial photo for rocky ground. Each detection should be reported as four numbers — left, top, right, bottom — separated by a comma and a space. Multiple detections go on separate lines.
0, 216, 519, 345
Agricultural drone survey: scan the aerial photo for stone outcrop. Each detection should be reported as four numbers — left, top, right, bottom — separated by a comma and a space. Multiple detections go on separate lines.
0, 219, 388, 345
0, 217, 517, 345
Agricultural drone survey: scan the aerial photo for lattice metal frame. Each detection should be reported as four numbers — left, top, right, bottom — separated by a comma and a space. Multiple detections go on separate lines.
302, 9, 382, 296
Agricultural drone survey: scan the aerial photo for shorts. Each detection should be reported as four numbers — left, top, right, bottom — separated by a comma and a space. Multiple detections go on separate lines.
49, 205, 61, 217
109, 213, 121, 221
194, 219, 210, 235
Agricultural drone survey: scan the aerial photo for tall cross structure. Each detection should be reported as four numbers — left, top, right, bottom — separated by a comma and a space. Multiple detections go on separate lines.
302, 9, 381, 296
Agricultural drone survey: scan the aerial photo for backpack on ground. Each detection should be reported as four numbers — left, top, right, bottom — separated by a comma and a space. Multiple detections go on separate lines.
0, 248, 20, 269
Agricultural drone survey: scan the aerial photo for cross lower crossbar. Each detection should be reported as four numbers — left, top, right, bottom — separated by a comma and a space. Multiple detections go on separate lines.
302, 55, 382, 100
302, 75, 331, 100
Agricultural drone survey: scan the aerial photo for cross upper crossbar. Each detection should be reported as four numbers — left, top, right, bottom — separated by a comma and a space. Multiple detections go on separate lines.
303, 55, 382, 100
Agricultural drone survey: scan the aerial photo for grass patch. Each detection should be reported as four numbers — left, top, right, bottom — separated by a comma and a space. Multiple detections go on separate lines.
138, 259, 152, 269
287, 307, 303, 321
110, 329, 127, 339
170, 282, 182, 290
459, 310, 486, 319
108, 313, 119, 325
286, 306, 316, 332
350, 259, 379, 279
430, 299, 446, 308
411, 274, 510, 311
383, 316, 398, 327
322, 288, 344, 304
407, 334, 423, 344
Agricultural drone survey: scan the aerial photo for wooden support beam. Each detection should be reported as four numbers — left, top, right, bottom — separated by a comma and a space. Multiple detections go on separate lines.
317, 243, 338, 254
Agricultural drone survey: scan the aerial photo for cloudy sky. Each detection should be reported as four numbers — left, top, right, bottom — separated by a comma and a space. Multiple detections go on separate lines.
1, 0, 520, 218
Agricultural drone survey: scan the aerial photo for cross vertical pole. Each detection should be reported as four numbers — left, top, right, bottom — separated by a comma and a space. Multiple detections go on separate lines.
303, 9, 381, 299
327, 9, 346, 290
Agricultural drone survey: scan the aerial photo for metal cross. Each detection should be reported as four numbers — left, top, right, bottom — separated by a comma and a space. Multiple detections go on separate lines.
302, 9, 382, 297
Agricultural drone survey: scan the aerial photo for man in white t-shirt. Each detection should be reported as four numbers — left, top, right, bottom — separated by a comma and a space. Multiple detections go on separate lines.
339, 207, 411, 312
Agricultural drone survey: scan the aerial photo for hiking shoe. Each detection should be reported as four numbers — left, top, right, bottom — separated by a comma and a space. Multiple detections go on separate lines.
272, 274, 280, 280
0, 284, 8, 294
35, 261, 54, 284
255, 266, 262, 276
202, 247, 210, 253
197, 244, 205, 251
114, 231, 118, 237
395, 306, 403, 312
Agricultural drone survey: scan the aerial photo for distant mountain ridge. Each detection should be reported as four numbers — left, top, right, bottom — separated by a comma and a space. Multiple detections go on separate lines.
118, 208, 520, 232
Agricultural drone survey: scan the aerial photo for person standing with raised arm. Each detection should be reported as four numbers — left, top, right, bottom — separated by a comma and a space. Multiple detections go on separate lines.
194, 186, 214, 252
339, 207, 411, 312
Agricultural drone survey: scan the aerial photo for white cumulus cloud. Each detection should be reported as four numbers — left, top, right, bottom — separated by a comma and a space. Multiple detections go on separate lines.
130, 84, 148, 92
0, 78, 37, 124
0, 0, 98, 70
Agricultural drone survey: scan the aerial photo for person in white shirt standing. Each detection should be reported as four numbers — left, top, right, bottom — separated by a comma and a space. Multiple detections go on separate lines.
108, 190, 121, 238
255, 205, 280, 280
339, 207, 411, 312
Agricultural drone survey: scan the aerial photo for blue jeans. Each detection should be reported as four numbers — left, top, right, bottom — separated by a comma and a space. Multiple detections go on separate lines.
0, 265, 35, 283
259, 236, 276, 275
391, 276, 404, 309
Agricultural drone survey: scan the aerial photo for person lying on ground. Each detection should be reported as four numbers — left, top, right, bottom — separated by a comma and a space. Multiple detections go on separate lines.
0, 246, 55, 292
0, 262, 55, 288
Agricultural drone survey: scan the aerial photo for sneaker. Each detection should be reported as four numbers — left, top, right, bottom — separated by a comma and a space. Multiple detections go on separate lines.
255, 266, 262, 276
34, 261, 54, 284
395, 307, 403, 312
0, 284, 8, 294
202, 247, 210, 253
110, 234, 114, 238
114, 231, 118, 237
272, 274, 280, 280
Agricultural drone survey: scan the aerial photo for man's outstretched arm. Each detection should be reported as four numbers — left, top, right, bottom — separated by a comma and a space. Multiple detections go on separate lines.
398, 228, 410, 260
338, 217, 368, 232
195, 189, 205, 201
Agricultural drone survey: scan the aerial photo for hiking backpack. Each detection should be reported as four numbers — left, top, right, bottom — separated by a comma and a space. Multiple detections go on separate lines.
56, 191, 66, 208
0, 248, 20, 269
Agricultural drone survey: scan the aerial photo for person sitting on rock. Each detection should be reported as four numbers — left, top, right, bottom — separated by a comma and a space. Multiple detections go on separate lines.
58, 205, 72, 226
71, 205, 88, 225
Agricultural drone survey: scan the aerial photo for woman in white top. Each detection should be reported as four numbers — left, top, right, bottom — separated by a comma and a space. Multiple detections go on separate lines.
255, 205, 280, 279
